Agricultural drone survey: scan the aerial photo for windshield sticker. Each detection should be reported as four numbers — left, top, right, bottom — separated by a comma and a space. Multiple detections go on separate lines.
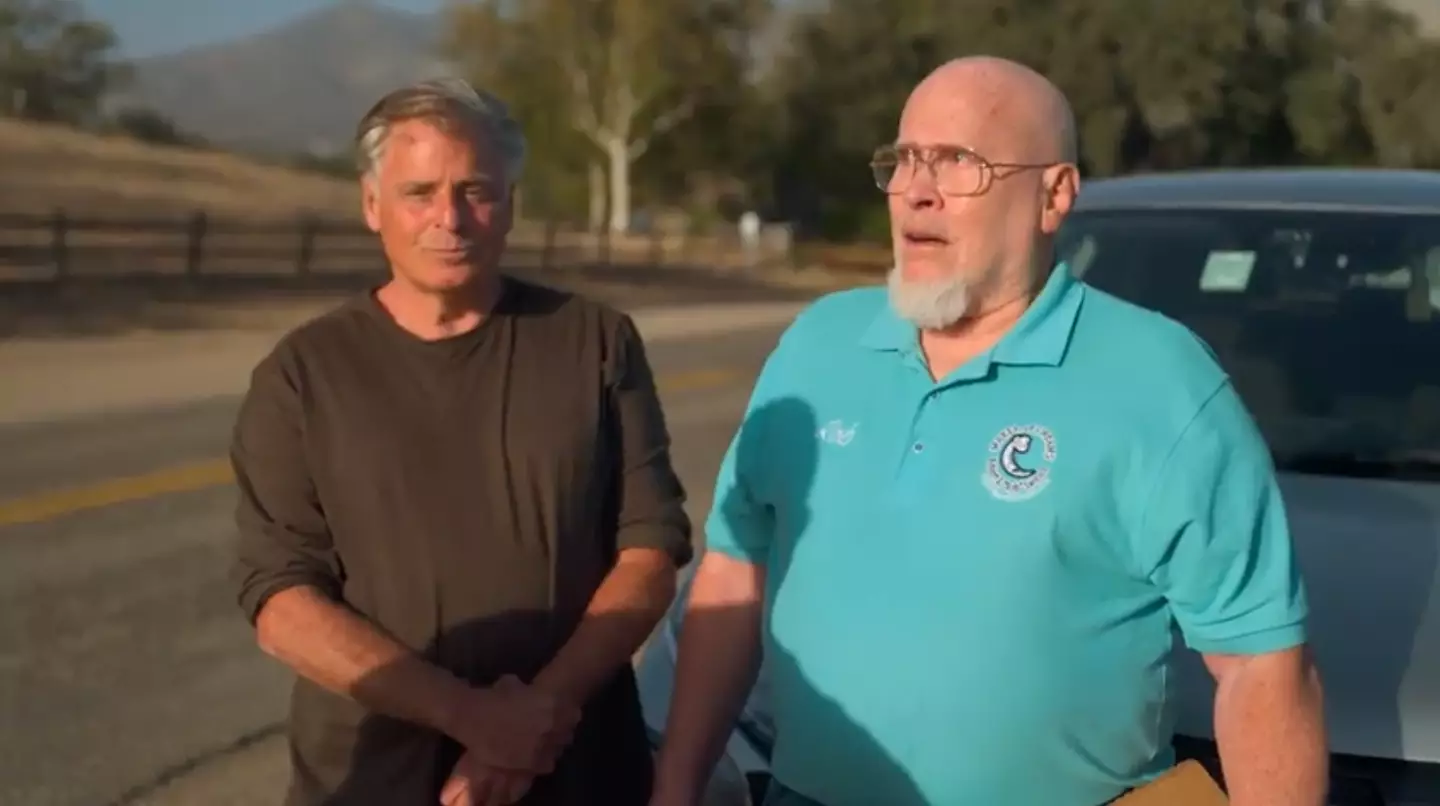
1199, 251, 1256, 292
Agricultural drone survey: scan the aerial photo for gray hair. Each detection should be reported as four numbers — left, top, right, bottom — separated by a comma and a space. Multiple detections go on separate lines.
354, 77, 527, 186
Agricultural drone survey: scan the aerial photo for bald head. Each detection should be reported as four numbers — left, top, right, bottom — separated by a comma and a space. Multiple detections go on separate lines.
904, 56, 1077, 165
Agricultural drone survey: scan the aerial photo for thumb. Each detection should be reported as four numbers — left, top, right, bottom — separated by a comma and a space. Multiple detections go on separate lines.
440, 773, 469, 805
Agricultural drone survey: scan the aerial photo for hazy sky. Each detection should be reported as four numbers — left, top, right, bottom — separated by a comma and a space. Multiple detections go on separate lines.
81, 0, 445, 58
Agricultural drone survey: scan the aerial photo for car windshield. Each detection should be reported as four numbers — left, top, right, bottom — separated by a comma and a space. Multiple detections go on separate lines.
1057, 205, 1440, 481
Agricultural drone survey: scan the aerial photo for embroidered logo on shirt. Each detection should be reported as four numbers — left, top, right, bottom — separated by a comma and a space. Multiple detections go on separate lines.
982, 424, 1057, 501
816, 419, 858, 446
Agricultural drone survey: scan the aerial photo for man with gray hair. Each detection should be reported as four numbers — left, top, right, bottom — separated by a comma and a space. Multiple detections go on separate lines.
653, 56, 1327, 806
229, 77, 691, 805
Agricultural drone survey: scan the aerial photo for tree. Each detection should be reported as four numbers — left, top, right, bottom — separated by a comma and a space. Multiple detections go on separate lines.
107, 105, 200, 147
0, 0, 128, 124
760, 0, 954, 239
444, 0, 769, 233
1327, 0, 1440, 167
759, 0, 1440, 240
444, 0, 1440, 241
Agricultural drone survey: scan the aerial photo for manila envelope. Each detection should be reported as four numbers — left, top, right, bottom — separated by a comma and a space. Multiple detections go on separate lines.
1111, 760, 1229, 806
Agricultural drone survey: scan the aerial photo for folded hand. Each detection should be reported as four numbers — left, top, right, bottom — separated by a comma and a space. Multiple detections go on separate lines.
450, 674, 582, 774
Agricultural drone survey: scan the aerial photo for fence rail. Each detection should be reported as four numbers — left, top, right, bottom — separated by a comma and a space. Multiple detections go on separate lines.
0, 208, 893, 285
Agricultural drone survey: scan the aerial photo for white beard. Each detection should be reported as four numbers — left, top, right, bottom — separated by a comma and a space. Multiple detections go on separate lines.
886, 263, 972, 330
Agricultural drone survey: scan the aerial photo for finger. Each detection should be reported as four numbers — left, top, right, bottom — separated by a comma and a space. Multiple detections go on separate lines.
481, 782, 505, 806
475, 771, 528, 806
465, 773, 501, 806
478, 771, 523, 806
545, 724, 577, 751
523, 745, 555, 775
510, 742, 549, 773
558, 705, 582, 728
499, 774, 533, 805
541, 733, 569, 763
440, 776, 471, 806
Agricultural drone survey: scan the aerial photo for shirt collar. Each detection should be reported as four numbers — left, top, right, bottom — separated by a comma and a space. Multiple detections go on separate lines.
859, 262, 1086, 368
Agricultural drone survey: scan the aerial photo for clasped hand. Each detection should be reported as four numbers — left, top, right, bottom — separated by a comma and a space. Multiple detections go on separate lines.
441, 674, 582, 806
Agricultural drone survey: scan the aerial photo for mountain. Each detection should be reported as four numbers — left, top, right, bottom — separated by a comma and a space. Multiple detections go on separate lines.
118, 1, 453, 156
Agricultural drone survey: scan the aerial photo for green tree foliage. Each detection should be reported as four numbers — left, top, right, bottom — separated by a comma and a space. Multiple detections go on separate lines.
0, 0, 127, 124
444, 0, 1440, 241
761, 0, 1440, 239
105, 106, 200, 147
443, 0, 770, 230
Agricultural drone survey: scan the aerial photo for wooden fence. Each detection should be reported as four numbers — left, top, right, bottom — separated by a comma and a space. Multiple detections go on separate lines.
0, 208, 893, 285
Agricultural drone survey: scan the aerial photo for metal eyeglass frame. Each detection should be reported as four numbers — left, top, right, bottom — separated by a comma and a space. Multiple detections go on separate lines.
870, 143, 1060, 197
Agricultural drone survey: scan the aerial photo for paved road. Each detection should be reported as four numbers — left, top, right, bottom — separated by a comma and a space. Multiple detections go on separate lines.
0, 322, 790, 806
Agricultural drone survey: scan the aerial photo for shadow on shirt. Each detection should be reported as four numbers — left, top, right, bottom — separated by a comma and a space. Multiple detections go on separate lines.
701, 394, 928, 806
276, 395, 923, 806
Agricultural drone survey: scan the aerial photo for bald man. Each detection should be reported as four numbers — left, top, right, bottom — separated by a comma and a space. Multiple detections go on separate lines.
649, 57, 1327, 806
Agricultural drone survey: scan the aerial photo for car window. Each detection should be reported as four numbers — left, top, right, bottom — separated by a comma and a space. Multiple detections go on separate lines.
1058, 207, 1440, 480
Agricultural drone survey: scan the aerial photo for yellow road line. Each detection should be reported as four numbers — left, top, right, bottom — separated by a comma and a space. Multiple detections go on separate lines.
658, 367, 738, 393
0, 459, 234, 528
0, 367, 739, 528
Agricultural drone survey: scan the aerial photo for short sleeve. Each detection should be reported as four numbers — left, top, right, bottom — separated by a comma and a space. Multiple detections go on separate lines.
1134, 380, 1309, 655
702, 352, 783, 565
606, 314, 694, 567
230, 347, 343, 625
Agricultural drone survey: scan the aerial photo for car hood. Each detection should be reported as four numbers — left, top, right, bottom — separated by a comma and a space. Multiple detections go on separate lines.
1171, 472, 1440, 763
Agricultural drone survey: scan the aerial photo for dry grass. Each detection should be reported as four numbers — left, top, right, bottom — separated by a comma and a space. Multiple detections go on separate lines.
0, 118, 360, 220
0, 118, 892, 288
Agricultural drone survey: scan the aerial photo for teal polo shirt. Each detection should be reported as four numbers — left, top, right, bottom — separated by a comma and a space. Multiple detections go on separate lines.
703, 263, 1309, 806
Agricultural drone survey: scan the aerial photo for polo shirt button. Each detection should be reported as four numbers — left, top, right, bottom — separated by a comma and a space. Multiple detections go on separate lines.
913, 442, 924, 453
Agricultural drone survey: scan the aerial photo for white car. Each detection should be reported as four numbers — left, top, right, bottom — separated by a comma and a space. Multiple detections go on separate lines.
636, 167, 1440, 805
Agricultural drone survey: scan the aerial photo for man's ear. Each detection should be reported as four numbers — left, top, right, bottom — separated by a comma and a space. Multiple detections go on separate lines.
1040, 164, 1080, 235
361, 174, 381, 233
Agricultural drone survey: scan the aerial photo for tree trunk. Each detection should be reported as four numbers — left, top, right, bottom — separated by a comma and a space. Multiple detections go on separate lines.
605, 139, 630, 234
588, 161, 606, 233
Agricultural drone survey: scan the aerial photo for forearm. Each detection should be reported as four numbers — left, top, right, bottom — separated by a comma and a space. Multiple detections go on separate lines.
255, 585, 473, 737
1212, 650, 1328, 806
653, 556, 766, 801
532, 548, 677, 707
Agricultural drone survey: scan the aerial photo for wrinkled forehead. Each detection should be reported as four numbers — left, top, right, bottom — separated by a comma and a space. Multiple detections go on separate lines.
895, 80, 1026, 158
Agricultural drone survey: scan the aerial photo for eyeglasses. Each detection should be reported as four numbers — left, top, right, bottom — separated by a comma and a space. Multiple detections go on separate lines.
869, 143, 1058, 197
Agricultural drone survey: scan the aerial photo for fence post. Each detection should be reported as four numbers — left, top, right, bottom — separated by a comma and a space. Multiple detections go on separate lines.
649, 227, 663, 268
296, 215, 316, 276
50, 208, 68, 281
542, 219, 557, 271
185, 210, 207, 277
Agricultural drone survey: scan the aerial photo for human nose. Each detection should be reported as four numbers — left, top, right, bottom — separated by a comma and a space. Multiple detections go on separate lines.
436, 189, 464, 231
903, 157, 942, 209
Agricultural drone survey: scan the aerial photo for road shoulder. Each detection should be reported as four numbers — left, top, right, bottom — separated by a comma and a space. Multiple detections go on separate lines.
0, 299, 805, 427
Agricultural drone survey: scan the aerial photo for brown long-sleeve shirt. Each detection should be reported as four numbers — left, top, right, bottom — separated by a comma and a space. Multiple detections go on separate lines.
229, 277, 692, 805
